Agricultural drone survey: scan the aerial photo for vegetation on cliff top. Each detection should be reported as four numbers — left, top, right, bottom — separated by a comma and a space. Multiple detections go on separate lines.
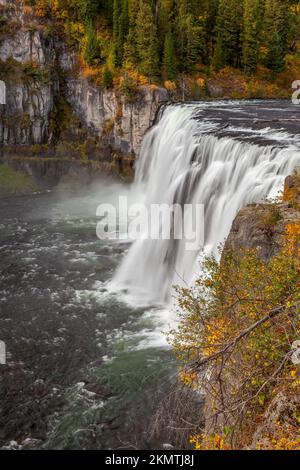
24, 0, 300, 99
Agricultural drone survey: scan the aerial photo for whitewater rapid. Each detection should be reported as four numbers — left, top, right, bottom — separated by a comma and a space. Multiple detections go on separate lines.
111, 101, 300, 305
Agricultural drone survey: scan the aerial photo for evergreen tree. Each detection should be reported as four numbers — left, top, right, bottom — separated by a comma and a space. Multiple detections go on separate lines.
266, 30, 285, 72
84, 23, 103, 66
264, 0, 288, 72
113, 0, 129, 67
53, 0, 294, 79
123, 0, 140, 68
158, 0, 176, 51
163, 29, 177, 79
102, 65, 114, 88
176, 0, 205, 73
76, 0, 99, 23
202, 0, 219, 61
136, 1, 160, 79
213, 0, 243, 69
243, 0, 262, 74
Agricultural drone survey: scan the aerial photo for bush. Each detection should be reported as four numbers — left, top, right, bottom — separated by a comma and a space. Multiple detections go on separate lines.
171, 222, 300, 449
102, 66, 113, 88
119, 74, 138, 103
84, 24, 103, 67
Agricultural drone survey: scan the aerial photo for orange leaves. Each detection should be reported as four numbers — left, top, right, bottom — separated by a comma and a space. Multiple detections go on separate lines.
179, 369, 198, 388
172, 207, 300, 449
164, 80, 177, 91
195, 77, 206, 89
203, 317, 228, 357
190, 433, 232, 451
285, 222, 300, 259
256, 422, 300, 450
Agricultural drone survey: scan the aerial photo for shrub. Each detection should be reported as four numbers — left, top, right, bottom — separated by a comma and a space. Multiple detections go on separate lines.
102, 65, 113, 89
84, 24, 103, 67
170, 223, 300, 449
119, 74, 138, 103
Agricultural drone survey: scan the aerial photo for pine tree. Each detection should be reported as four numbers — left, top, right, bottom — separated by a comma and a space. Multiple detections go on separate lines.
264, 0, 288, 72
266, 30, 285, 72
136, 1, 160, 79
158, 0, 176, 49
84, 24, 102, 66
201, 0, 219, 62
123, 0, 140, 68
163, 29, 177, 79
102, 65, 114, 88
176, 0, 205, 73
112, 0, 129, 67
243, 0, 262, 74
76, 0, 99, 23
213, 0, 243, 69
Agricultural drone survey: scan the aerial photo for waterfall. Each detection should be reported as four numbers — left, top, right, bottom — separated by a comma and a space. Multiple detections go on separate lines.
111, 103, 300, 305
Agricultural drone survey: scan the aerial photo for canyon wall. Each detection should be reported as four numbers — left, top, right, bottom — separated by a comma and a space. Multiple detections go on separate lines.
0, 0, 168, 177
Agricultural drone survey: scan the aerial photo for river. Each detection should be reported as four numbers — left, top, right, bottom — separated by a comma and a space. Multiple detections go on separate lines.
0, 100, 300, 449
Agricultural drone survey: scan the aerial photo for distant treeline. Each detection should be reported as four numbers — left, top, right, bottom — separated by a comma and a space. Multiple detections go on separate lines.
28, 0, 300, 79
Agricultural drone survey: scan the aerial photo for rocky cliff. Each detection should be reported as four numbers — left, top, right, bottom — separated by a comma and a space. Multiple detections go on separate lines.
0, 0, 168, 181
225, 175, 300, 260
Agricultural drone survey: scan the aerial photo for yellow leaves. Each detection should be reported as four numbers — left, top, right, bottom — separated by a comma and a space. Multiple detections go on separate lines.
190, 433, 231, 451
290, 368, 300, 388
30, 0, 68, 20
256, 423, 300, 450
67, 22, 85, 43
285, 222, 300, 258
290, 369, 297, 379
179, 369, 198, 388
203, 317, 227, 357
258, 394, 266, 407
164, 80, 177, 91
172, 230, 300, 449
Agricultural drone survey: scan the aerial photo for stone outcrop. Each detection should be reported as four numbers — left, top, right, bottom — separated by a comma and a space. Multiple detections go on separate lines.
0, 30, 48, 67
66, 79, 168, 155
0, 81, 55, 145
225, 181, 300, 261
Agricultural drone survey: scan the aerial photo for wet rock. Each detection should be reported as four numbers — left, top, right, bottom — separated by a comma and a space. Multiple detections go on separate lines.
83, 382, 114, 399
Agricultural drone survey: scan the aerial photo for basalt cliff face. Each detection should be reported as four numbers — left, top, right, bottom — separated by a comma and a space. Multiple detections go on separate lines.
0, 0, 168, 182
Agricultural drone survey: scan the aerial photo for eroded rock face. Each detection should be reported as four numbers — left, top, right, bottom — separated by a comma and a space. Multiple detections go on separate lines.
67, 79, 169, 155
0, 81, 54, 145
283, 174, 300, 208
0, 30, 47, 66
0, 1, 57, 145
224, 201, 300, 261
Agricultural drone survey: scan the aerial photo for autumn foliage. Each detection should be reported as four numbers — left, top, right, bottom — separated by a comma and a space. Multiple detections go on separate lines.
171, 219, 300, 450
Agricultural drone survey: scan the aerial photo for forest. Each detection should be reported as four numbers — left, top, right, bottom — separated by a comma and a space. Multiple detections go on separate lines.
28, 0, 300, 83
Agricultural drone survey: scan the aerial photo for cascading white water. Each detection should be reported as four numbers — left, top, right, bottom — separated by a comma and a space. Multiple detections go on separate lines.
111, 103, 300, 305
